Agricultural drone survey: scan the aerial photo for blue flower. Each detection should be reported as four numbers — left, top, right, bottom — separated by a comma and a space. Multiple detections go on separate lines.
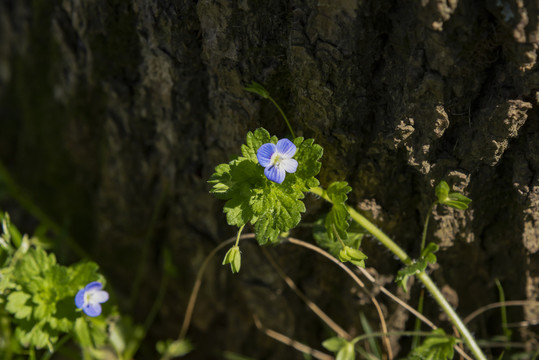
75, 281, 109, 317
257, 138, 298, 184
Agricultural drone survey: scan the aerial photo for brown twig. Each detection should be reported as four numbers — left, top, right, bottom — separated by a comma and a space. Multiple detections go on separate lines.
284, 237, 393, 360
261, 246, 351, 340
463, 300, 539, 325
178, 234, 256, 341
252, 314, 334, 360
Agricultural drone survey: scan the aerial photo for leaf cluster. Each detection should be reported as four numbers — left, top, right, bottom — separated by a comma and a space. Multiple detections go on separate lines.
395, 243, 439, 292
406, 329, 457, 360
313, 182, 367, 267
209, 128, 323, 244
0, 213, 104, 351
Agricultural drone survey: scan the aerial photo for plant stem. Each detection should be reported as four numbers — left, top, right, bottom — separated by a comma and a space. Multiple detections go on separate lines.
420, 202, 435, 252
235, 224, 246, 247
417, 272, 485, 360
268, 96, 296, 139
309, 186, 487, 360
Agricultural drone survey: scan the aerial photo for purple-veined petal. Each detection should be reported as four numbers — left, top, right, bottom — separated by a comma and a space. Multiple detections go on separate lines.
92, 290, 109, 304
264, 165, 286, 184
276, 139, 296, 158
257, 143, 276, 167
280, 158, 298, 173
83, 303, 102, 317
84, 281, 103, 292
75, 288, 85, 308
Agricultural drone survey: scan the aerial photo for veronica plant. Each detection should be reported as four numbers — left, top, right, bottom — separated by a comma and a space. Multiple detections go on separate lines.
0, 213, 108, 354
208, 82, 487, 360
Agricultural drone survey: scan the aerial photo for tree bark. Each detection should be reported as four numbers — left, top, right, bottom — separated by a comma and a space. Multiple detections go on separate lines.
0, 0, 537, 358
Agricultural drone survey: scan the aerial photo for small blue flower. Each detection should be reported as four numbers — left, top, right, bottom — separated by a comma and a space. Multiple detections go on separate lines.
257, 138, 298, 184
75, 281, 109, 317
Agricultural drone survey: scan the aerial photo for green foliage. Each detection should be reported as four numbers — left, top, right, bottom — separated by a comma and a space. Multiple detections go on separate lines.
244, 81, 270, 99
312, 182, 367, 266
323, 337, 355, 360
209, 128, 323, 245
313, 218, 364, 257
222, 246, 241, 273
406, 329, 457, 360
339, 246, 368, 268
0, 212, 105, 352
435, 181, 472, 210
325, 182, 352, 242
156, 339, 193, 359
396, 243, 439, 292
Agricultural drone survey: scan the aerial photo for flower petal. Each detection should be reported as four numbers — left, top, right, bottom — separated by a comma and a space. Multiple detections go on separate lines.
83, 303, 102, 317
280, 158, 298, 173
84, 281, 103, 292
257, 143, 276, 167
92, 290, 110, 304
276, 139, 296, 158
75, 288, 85, 308
264, 165, 286, 184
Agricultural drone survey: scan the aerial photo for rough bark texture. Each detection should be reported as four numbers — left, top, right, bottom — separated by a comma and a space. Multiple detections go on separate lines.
1, 0, 538, 358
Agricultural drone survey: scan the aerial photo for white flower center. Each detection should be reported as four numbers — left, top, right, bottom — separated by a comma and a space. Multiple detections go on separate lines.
270, 153, 283, 167
84, 290, 97, 306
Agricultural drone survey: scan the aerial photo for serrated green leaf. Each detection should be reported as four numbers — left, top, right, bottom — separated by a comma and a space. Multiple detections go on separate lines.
6, 291, 32, 319
395, 259, 428, 292
241, 128, 274, 162
325, 182, 352, 243
407, 329, 456, 360
322, 337, 347, 352
209, 128, 323, 244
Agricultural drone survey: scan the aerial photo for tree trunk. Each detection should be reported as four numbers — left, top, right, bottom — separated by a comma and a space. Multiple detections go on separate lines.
1, 0, 537, 358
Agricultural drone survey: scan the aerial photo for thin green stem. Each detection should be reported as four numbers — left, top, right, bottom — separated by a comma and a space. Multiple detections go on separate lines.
268, 96, 296, 138
309, 186, 487, 360
235, 224, 246, 247
494, 279, 512, 345
41, 334, 71, 360
411, 289, 425, 349
417, 272, 486, 360
414, 202, 435, 348
420, 203, 435, 252
331, 223, 346, 248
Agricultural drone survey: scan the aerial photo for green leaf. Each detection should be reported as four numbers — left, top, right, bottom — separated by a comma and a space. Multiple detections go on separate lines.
6, 291, 32, 319
74, 317, 93, 347
325, 182, 352, 242
322, 337, 347, 352
406, 329, 457, 360
244, 81, 270, 99
209, 128, 323, 244
435, 181, 472, 210
156, 339, 193, 358
336, 342, 355, 360
395, 259, 427, 292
